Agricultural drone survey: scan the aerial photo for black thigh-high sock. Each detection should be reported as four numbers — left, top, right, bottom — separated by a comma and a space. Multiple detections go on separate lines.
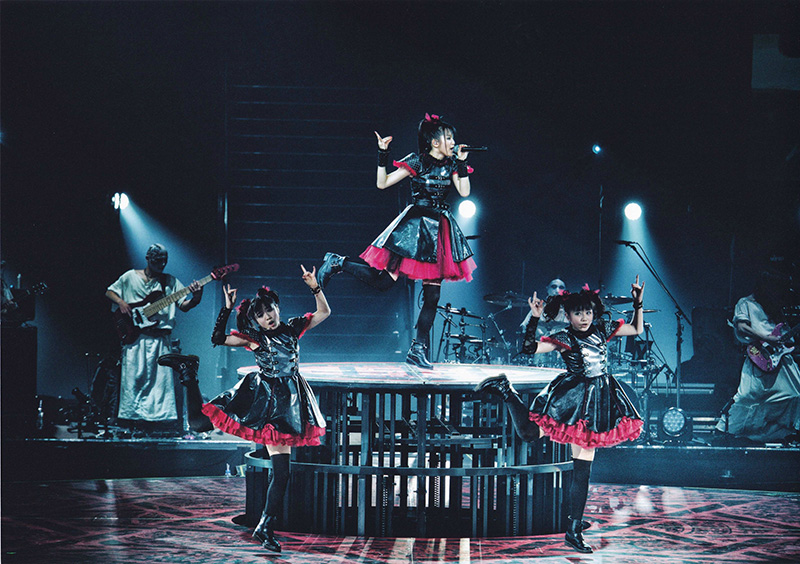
341, 259, 395, 291
569, 458, 593, 521
264, 453, 291, 517
182, 381, 214, 433
415, 283, 441, 349
505, 394, 540, 442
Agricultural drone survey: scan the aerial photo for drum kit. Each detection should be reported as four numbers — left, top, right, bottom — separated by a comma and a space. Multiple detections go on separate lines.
435, 290, 664, 389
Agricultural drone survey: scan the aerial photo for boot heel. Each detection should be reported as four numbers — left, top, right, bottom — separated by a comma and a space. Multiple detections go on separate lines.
406, 340, 433, 369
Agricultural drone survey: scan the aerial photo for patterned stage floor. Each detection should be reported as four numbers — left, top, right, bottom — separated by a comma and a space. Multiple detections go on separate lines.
2, 477, 798, 563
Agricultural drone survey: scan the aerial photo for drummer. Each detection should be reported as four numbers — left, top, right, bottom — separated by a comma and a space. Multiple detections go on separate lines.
521, 278, 569, 330
520, 279, 568, 367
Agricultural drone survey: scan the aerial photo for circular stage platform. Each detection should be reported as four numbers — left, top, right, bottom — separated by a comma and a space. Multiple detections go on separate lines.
238, 362, 572, 538
238, 361, 562, 392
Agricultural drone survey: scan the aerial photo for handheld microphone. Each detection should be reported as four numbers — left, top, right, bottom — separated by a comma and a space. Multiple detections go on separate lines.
456, 145, 488, 152
614, 240, 637, 246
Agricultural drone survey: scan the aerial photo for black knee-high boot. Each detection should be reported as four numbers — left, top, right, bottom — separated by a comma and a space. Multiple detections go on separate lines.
157, 354, 213, 433
565, 458, 593, 553
318, 253, 395, 291
253, 453, 290, 553
343, 259, 396, 291
406, 284, 440, 369
473, 373, 541, 442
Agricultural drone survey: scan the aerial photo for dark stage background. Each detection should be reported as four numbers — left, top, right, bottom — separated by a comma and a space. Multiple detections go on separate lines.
2, 1, 798, 401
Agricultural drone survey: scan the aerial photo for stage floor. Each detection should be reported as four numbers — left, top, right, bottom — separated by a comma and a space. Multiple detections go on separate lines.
2, 477, 798, 564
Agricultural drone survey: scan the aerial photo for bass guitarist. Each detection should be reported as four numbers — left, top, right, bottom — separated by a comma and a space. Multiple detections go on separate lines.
715, 267, 800, 445
105, 243, 203, 431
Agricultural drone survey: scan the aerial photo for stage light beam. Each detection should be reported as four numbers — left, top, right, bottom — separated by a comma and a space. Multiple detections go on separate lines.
592, 144, 602, 154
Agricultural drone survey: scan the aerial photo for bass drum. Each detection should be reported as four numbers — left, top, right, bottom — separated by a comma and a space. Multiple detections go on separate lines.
615, 379, 642, 417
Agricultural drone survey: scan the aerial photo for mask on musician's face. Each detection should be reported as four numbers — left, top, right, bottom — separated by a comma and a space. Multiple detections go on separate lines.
254, 303, 280, 330
547, 279, 566, 297
147, 255, 168, 274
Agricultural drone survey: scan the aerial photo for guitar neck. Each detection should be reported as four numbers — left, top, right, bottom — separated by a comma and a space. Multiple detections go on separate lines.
142, 274, 213, 317
780, 323, 800, 343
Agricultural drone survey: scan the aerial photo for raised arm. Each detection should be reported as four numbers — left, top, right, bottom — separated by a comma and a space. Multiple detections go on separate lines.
211, 284, 252, 348
520, 292, 558, 355
375, 131, 411, 189
615, 276, 645, 337
301, 265, 330, 331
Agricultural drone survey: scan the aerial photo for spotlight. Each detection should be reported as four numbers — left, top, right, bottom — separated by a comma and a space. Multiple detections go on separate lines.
624, 202, 642, 221
112, 192, 129, 210
658, 407, 693, 442
458, 199, 477, 218
592, 144, 602, 154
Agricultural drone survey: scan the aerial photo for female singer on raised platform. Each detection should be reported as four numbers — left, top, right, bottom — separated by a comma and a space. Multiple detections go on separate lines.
316, 113, 476, 369
157, 266, 329, 553
475, 278, 645, 554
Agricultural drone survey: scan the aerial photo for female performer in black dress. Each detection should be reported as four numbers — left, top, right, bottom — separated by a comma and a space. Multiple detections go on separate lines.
158, 265, 329, 553
475, 279, 645, 553
317, 114, 476, 369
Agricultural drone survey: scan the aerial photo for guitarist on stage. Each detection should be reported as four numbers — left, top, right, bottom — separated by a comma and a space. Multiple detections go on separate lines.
715, 267, 800, 445
105, 243, 204, 430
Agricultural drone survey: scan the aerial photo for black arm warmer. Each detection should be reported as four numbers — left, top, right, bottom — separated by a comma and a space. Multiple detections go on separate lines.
211, 306, 232, 346
456, 160, 469, 177
521, 316, 539, 355
378, 148, 390, 167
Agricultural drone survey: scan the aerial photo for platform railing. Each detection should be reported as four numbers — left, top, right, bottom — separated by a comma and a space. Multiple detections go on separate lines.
246, 386, 573, 537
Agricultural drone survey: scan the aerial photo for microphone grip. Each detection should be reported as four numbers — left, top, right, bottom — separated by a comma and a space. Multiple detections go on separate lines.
458, 146, 488, 152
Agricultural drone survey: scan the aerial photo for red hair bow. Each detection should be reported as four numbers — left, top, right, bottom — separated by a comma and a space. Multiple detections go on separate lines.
236, 298, 251, 314
582, 283, 600, 294
425, 113, 441, 122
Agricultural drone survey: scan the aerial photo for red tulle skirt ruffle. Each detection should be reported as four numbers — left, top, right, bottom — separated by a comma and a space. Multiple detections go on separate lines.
530, 412, 643, 448
202, 403, 325, 447
360, 217, 476, 282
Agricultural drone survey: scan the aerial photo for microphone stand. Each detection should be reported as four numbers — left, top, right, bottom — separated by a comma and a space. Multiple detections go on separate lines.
620, 243, 692, 409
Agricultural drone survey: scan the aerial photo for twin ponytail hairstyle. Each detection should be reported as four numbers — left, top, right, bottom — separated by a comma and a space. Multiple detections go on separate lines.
236, 286, 280, 331
543, 285, 607, 322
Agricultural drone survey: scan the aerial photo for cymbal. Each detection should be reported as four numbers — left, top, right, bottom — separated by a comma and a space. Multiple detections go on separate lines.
449, 334, 484, 344
620, 309, 660, 314
603, 295, 633, 305
437, 305, 483, 319
484, 291, 528, 307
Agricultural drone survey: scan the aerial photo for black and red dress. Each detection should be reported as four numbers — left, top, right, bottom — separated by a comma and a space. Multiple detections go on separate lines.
201, 315, 326, 446
360, 152, 477, 282
528, 319, 643, 448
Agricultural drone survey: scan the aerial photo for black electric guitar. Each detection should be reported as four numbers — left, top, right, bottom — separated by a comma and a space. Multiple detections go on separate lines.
1, 281, 48, 317
113, 264, 238, 345
746, 322, 800, 373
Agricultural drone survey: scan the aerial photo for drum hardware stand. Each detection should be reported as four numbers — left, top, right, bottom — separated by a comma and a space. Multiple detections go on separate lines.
486, 301, 513, 364
637, 363, 667, 444
435, 304, 457, 363
436, 304, 489, 364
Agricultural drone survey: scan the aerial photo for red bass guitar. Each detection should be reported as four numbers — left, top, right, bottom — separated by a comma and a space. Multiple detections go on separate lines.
746, 322, 800, 373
